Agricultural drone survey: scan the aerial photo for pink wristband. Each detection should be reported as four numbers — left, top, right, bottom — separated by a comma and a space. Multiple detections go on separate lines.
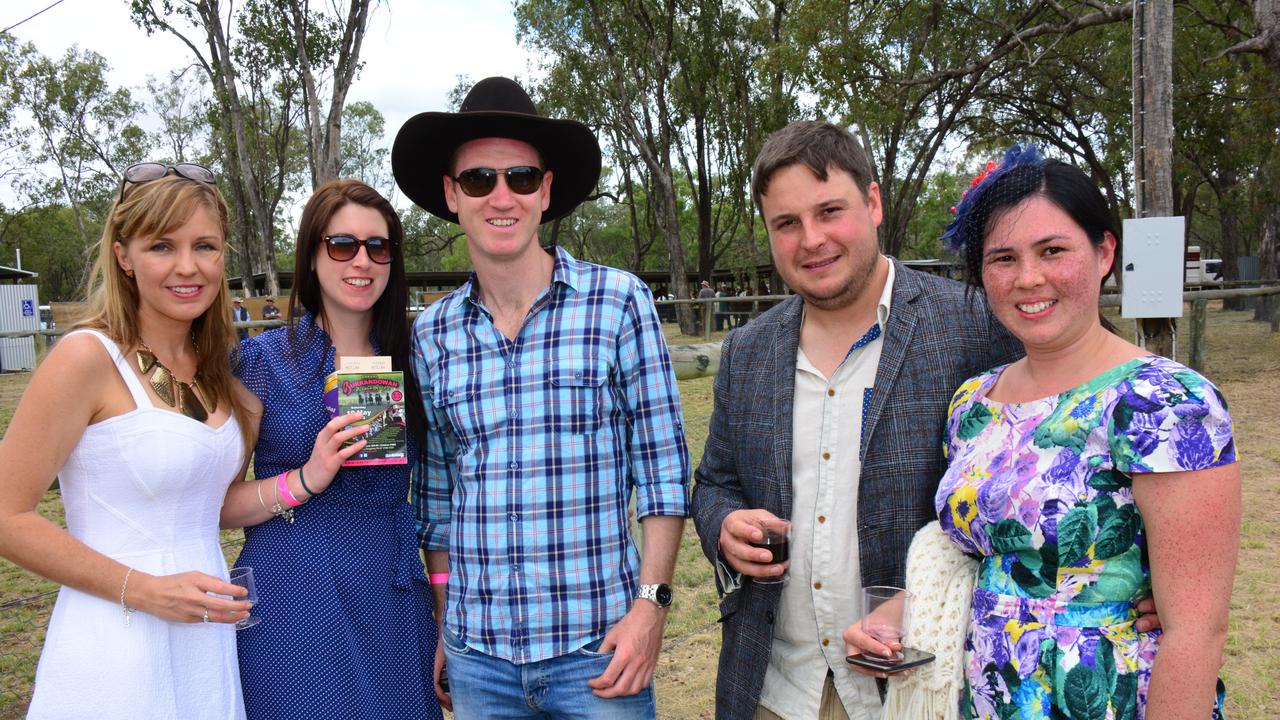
276, 471, 303, 508
429, 573, 449, 585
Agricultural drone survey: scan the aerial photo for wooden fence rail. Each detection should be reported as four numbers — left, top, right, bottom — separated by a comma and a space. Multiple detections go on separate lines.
5, 286, 1278, 379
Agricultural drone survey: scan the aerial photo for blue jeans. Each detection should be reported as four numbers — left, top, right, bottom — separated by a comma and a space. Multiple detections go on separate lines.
442, 627, 656, 719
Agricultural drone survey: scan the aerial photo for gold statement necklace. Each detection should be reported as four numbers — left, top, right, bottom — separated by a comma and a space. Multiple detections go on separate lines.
136, 343, 215, 422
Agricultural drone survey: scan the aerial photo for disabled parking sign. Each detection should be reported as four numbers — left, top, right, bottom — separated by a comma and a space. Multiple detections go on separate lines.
21, 299, 34, 317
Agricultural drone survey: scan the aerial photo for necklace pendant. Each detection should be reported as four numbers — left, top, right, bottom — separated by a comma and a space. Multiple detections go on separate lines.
136, 344, 211, 422
150, 365, 177, 406
178, 382, 209, 422
136, 347, 158, 374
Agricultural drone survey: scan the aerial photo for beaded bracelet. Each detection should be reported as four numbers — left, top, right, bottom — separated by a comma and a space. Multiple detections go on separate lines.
277, 471, 303, 508
120, 567, 135, 628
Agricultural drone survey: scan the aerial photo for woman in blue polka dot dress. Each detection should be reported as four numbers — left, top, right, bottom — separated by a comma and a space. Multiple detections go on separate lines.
230, 180, 442, 720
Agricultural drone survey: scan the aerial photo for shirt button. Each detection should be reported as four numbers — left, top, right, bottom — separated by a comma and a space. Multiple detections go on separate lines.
575, 370, 583, 378
827, 389, 835, 397
509, 512, 519, 522
822, 638, 830, 647
817, 515, 827, 523
813, 581, 822, 590
511, 564, 520, 573
509, 461, 519, 470
822, 452, 831, 461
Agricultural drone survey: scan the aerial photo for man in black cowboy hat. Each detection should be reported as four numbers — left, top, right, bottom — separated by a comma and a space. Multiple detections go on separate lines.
395, 77, 690, 719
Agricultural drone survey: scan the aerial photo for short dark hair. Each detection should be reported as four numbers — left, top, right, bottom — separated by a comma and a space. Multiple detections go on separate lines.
956, 157, 1122, 333
751, 121, 876, 216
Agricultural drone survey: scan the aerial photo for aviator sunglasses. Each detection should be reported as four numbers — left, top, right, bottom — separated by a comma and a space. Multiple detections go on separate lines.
323, 234, 397, 264
118, 162, 216, 202
450, 166, 546, 198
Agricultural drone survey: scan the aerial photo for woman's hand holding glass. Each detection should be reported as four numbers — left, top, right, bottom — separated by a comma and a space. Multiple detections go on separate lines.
843, 586, 912, 677
127, 570, 251, 625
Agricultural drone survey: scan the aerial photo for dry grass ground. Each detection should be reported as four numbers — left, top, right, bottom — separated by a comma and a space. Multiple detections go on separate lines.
0, 304, 1275, 719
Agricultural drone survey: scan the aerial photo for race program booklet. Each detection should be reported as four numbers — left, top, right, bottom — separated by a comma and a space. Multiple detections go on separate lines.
323, 356, 407, 467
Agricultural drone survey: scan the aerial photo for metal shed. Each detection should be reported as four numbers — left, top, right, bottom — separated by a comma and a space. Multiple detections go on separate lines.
0, 265, 40, 372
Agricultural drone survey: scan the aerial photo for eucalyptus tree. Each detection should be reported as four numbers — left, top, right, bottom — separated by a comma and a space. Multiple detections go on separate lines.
10, 45, 148, 251
781, 0, 1132, 258
249, 0, 373, 188
131, 0, 374, 296
339, 100, 390, 194
146, 69, 210, 163
1214, 0, 1280, 322
517, 0, 783, 334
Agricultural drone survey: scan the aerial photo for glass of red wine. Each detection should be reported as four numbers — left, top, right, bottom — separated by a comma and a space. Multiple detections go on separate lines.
749, 520, 791, 586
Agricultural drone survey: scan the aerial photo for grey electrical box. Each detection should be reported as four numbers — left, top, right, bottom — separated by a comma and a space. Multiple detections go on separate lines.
1121, 216, 1185, 319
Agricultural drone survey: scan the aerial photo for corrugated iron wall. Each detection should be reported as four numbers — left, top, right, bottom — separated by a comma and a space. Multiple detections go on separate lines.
0, 285, 40, 371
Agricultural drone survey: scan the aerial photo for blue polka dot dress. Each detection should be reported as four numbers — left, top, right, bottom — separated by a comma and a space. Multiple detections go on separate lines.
234, 313, 442, 720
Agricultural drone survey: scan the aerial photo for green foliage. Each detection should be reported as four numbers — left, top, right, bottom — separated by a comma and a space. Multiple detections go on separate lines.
0, 204, 93, 302
339, 101, 390, 194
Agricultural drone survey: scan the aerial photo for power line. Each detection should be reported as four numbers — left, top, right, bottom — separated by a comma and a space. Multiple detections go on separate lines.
2, 0, 68, 35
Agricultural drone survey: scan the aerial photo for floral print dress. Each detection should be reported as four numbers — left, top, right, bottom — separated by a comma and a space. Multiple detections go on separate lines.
937, 356, 1235, 720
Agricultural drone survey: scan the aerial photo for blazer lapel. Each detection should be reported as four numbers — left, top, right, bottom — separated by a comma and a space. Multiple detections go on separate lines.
861, 260, 920, 461
772, 296, 803, 519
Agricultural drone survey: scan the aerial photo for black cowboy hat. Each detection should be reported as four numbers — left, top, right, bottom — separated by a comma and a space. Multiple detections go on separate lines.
391, 77, 601, 225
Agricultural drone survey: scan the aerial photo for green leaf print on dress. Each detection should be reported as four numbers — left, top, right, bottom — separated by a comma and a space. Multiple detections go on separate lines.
938, 356, 1235, 719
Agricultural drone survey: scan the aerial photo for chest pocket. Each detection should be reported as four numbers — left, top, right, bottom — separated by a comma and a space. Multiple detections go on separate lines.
432, 373, 482, 450
547, 359, 607, 435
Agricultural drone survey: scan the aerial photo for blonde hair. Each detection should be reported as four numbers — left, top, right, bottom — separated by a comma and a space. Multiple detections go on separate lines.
76, 174, 255, 453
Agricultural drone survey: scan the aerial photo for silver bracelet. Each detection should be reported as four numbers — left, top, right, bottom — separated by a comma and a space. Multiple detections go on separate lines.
120, 567, 134, 628
255, 478, 273, 517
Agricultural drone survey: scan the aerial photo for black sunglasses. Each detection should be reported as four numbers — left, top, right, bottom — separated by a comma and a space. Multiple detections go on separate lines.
450, 166, 545, 198
118, 162, 216, 202
323, 234, 396, 264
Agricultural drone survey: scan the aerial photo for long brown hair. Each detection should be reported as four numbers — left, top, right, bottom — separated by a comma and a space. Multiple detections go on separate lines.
77, 173, 255, 454
286, 179, 426, 447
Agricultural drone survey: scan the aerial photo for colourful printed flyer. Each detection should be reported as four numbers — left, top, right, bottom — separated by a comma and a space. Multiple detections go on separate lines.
323, 356, 407, 467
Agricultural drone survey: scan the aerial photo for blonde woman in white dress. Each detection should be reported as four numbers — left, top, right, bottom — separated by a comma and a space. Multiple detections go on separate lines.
0, 164, 260, 719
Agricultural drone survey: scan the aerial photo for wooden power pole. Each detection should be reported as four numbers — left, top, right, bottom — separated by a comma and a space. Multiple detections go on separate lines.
1132, 0, 1176, 357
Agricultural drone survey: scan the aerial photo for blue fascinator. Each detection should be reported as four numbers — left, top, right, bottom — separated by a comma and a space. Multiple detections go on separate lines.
941, 143, 1045, 252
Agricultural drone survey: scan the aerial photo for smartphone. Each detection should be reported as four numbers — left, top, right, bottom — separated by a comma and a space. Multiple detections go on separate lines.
846, 647, 936, 673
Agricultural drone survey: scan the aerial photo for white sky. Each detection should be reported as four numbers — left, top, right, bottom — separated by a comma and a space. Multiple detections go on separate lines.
3, 0, 539, 209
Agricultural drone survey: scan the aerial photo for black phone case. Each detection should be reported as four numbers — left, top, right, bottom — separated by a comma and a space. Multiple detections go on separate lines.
845, 647, 936, 673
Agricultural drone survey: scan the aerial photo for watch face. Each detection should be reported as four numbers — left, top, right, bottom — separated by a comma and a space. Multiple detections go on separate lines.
655, 584, 672, 606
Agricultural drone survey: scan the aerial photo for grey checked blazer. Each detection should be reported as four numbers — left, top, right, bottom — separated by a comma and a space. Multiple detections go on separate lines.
690, 260, 1023, 720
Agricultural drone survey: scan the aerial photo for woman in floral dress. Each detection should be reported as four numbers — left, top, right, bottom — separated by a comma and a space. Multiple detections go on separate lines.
934, 146, 1239, 719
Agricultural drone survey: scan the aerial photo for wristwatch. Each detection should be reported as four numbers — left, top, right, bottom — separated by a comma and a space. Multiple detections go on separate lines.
637, 583, 673, 608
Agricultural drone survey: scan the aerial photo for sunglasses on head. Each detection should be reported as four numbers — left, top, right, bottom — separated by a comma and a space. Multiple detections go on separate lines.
118, 162, 216, 202
450, 166, 545, 198
323, 234, 396, 264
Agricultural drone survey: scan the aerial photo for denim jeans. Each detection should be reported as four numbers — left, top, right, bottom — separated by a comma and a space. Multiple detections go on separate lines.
442, 627, 656, 719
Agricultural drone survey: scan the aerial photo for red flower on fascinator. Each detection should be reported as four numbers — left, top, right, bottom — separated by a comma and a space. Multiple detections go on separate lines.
950, 161, 1000, 214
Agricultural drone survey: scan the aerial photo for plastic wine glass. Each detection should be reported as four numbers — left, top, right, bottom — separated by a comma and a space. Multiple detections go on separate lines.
861, 586, 911, 662
229, 566, 260, 630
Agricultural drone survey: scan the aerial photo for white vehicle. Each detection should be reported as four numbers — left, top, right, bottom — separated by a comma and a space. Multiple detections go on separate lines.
1185, 246, 1223, 286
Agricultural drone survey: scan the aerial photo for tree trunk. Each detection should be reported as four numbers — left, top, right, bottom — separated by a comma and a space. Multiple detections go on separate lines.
1218, 203, 1243, 309
1255, 203, 1279, 325
286, 0, 372, 189
649, 168, 696, 334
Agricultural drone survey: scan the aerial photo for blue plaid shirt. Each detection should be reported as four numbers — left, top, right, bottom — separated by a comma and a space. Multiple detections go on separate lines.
411, 246, 690, 664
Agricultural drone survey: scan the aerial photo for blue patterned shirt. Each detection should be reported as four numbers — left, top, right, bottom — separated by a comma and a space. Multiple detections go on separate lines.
411, 246, 690, 664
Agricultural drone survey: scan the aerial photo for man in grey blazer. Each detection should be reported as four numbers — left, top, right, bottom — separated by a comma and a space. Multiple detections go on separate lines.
690, 121, 1022, 719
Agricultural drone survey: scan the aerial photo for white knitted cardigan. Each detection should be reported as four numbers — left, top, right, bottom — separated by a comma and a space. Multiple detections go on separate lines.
881, 521, 978, 720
